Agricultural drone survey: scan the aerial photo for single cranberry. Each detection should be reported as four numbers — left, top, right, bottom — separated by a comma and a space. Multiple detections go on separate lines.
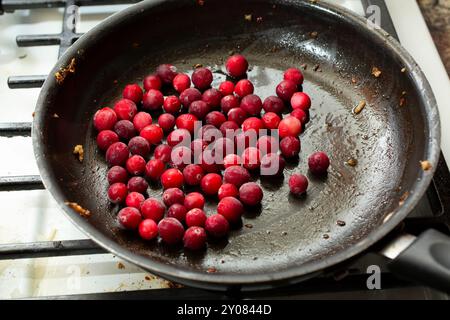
218, 183, 239, 200
278, 116, 302, 138
167, 203, 188, 222
117, 207, 142, 230
198, 149, 220, 173
202, 88, 222, 108
184, 192, 205, 210
223, 154, 241, 168
189, 100, 210, 119
163, 95, 182, 114
158, 217, 185, 245
94, 107, 117, 131
106, 142, 129, 166
218, 197, 244, 223
158, 113, 176, 132
183, 226, 207, 250
240, 94, 262, 116
276, 80, 297, 102
141, 197, 165, 221
288, 174, 308, 195
140, 124, 163, 145
205, 111, 227, 128
127, 176, 148, 194
125, 191, 145, 209
263, 96, 285, 114
167, 128, 191, 147
114, 99, 137, 121
114, 120, 136, 140
242, 147, 261, 170
143, 89, 164, 111
212, 137, 234, 160
234, 79, 254, 98
156, 64, 177, 85
223, 166, 251, 187
138, 219, 158, 240
170, 146, 192, 169
225, 54, 248, 78
97, 130, 119, 151
198, 125, 221, 144
219, 81, 235, 96
290, 108, 308, 125
128, 136, 150, 157
163, 188, 185, 207
143, 74, 162, 91
123, 84, 143, 104
200, 173, 222, 196
145, 158, 165, 181
205, 214, 229, 238
192, 67, 213, 90
154, 144, 172, 163
176, 114, 198, 134
291, 92, 311, 111
257, 135, 277, 155
126, 155, 146, 175
284, 68, 304, 85
262, 112, 281, 130
172, 73, 191, 93
227, 108, 248, 126
161, 168, 184, 189
220, 121, 239, 136
280, 136, 301, 158
308, 152, 330, 175
260, 153, 286, 176
220, 95, 240, 114
235, 131, 257, 150
107, 166, 128, 185
179, 88, 202, 108
242, 117, 265, 132
239, 182, 263, 206
185, 208, 207, 227
183, 164, 204, 186
132, 112, 152, 132
108, 182, 128, 204
190, 139, 208, 155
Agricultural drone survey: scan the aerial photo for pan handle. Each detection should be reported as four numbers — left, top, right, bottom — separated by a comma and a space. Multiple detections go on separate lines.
382, 229, 450, 293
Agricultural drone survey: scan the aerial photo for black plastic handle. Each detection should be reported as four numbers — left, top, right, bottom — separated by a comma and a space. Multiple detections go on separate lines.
388, 229, 450, 293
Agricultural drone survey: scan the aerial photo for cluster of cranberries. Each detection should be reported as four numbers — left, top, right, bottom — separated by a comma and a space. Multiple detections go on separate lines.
93, 54, 330, 251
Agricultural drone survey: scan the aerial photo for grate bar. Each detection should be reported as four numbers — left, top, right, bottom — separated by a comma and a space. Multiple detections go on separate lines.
16, 34, 61, 47
8, 75, 46, 88
0, 122, 32, 137
1, 0, 140, 12
0, 175, 44, 191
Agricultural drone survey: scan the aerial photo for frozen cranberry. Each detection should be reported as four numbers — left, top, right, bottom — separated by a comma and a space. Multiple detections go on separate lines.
190, 139, 208, 155
156, 64, 178, 85
140, 124, 163, 145
125, 192, 145, 209
227, 108, 248, 126
308, 152, 330, 175
132, 112, 152, 132
179, 88, 202, 108
183, 226, 207, 250
143, 89, 164, 111
242, 117, 265, 132
107, 166, 128, 185
198, 125, 221, 144
126, 155, 146, 175
223, 166, 250, 187
280, 136, 301, 158
205, 214, 229, 238
223, 154, 241, 168
219, 81, 235, 96
158, 113, 176, 132
176, 113, 198, 134
276, 80, 297, 102
127, 176, 148, 194
189, 100, 210, 119
184, 192, 205, 210
288, 174, 308, 195
262, 112, 281, 130
97, 130, 119, 151
225, 54, 248, 78
161, 168, 184, 189
257, 135, 277, 155
202, 88, 222, 108
290, 108, 308, 124
205, 111, 227, 128
162, 188, 185, 207
198, 150, 220, 173
234, 79, 254, 98
117, 207, 142, 230
167, 128, 191, 147
158, 217, 185, 245
173, 73, 191, 93
141, 197, 165, 221
220, 121, 239, 136
284, 68, 304, 85
114, 120, 136, 140
185, 208, 207, 227
239, 182, 263, 206
291, 92, 311, 110
145, 158, 165, 181
170, 146, 192, 169
123, 84, 143, 104
260, 153, 285, 176
218, 197, 244, 223
242, 147, 261, 170
143, 74, 162, 91
278, 116, 302, 138
183, 164, 204, 186
220, 95, 240, 114
240, 94, 262, 116
94, 107, 117, 131
108, 182, 128, 203
167, 203, 188, 222
200, 173, 222, 196
139, 219, 158, 240
218, 183, 239, 200
114, 99, 137, 121
128, 136, 150, 157
163, 95, 182, 114
192, 67, 213, 90
154, 144, 172, 163
263, 96, 285, 114
106, 142, 129, 166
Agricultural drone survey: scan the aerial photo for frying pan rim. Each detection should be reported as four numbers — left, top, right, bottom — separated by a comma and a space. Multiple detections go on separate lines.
32, 0, 441, 287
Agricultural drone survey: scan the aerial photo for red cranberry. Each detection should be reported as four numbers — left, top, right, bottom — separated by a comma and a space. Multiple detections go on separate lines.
138, 219, 158, 240
170, 146, 192, 169
97, 130, 119, 151
205, 214, 229, 238
263, 96, 285, 114
278, 116, 302, 138
94, 107, 117, 131
239, 182, 263, 206
184, 192, 205, 210
223, 166, 250, 187
190, 139, 208, 155
202, 88, 222, 108
154, 144, 172, 163
176, 114, 198, 134
143, 74, 162, 91
235, 131, 257, 150
167, 203, 188, 222
280, 136, 301, 158
242, 117, 265, 132
117, 207, 142, 230
161, 168, 184, 189
163, 95, 182, 114
140, 124, 163, 145
284, 68, 304, 85
289, 174, 308, 195
262, 112, 281, 130
145, 158, 165, 181
227, 108, 248, 126
221, 95, 240, 114
276, 80, 297, 101
126, 155, 146, 175
106, 142, 129, 166
234, 79, 254, 98
163, 188, 185, 206
212, 137, 234, 160
192, 67, 213, 90
218, 197, 244, 223
132, 112, 152, 132
185, 208, 207, 227
127, 176, 148, 194
198, 149, 220, 173
223, 154, 241, 168
143, 89, 164, 111
183, 164, 204, 186
114, 99, 137, 121
257, 135, 277, 155
308, 151, 330, 175
290, 108, 308, 125
167, 128, 191, 147
189, 100, 210, 119
205, 111, 227, 128
123, 84, 143, 104
158, 217, 185, 245
220, 121, 239, 136
158, 113, 176, 132
107, 166, 128, 185
173, 73, 191, 93
198, 125, 220, 144
183, 226, 207, 250
156, 64, 177, 85
141, 197, 165, 221
291, 92, 311, 110
114, 120, 136, 140
218, 183, 239, 200
179, 88, 202, 108
219, 81, 235, 96
225, 54, 248, 78
200, 173, 222, 196
242, 147, 261, 170
128, 136, 150, 157
108, 182, 128, 203
125, 192, 145, 209
260, 153, 285, 176
240, 94, 262, 116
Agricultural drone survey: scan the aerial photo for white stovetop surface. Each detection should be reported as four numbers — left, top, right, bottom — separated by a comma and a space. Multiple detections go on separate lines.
0, 0, 448, 299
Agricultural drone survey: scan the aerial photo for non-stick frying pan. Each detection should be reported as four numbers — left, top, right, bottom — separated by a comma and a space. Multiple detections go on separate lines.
33, 0, 450, 292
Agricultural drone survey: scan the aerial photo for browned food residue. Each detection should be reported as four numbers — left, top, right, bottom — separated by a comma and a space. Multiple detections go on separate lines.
244, 224, 253, 229
144, 276, 151, 281
193, 63, 203, 69
55, 58, 76, 84
399, 91, 407, 107
165, 281, 183, 288
346, 158, 358, 167
310, 31, 318, 38
313, 64, 320, 72
353, 100, 366, 114
420, 160, 432, 171
117, 262, 125, 269
351, 77, 357, 84
32, 112, 35, 118
323, 234, 330, 239
73, 144, 84, 162
301, 63, 308, 70
399, 191, 409, 206
337, 220, 346, 227
65, 202, 91, 218
371, 66, 382, 78
207, 267, 217, 273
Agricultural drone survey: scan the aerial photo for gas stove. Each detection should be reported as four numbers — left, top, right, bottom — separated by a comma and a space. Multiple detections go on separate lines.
0, 0, 449, 299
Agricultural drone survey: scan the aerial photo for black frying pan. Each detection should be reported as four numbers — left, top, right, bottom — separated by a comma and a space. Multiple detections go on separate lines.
32, 0, 450, 292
